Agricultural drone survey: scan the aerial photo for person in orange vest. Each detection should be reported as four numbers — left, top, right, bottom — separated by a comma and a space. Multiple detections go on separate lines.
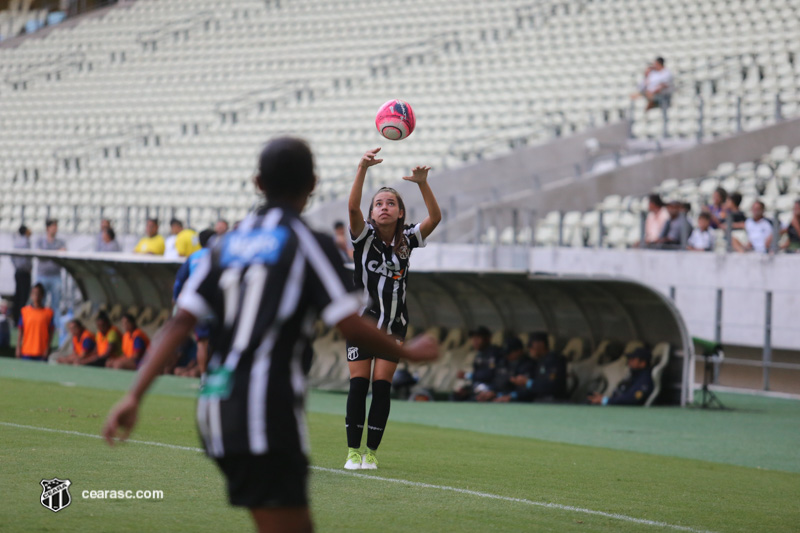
16, 283, 54, 361
77, 311, 121, 367
58, 319, 97, 365
107, 313, 150, 371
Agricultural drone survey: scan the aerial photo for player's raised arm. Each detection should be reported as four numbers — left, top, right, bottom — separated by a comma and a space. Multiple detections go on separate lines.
102, 310, 197, 445
349, 148, 383, 238
402, 165, 441, 240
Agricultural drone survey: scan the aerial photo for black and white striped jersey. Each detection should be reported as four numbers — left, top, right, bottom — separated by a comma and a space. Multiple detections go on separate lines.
178, 203, 362, 458
350, 221, 426, 335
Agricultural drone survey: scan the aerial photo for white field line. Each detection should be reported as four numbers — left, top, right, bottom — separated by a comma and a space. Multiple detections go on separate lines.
1, 421, 714, 533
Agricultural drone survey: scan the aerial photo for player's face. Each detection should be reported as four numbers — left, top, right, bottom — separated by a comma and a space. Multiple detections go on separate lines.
31, 287, 44, 306
69, 322, 80, 337
96, 319, 109, 334
121, 317, 133, 332
372, 192, 402, 225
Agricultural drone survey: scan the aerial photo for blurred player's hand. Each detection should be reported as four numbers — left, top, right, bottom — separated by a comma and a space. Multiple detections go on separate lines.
402, 165, 431, 184
403, 335, 439, 362
359, 148, 383, 169
102, 393, 140, 446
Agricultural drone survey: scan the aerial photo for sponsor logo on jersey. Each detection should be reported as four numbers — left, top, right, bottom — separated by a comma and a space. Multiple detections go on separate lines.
367, 260, 406, 280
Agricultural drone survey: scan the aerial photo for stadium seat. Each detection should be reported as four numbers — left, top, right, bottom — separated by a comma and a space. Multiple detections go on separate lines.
645, 342, 671, 407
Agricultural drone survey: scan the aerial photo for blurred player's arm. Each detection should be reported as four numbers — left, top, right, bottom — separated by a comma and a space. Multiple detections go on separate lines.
103, 310, 197, 444
402, 165, 441, 240
337, 314, 437, 363
349, 147, 383, 238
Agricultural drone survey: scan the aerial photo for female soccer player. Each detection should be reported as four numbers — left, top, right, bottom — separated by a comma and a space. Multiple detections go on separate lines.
344, 147, 441, 470
103, 137, 438, 533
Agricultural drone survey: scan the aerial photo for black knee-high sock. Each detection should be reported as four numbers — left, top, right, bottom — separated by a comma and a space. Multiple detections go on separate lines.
366, 379, 392, 451
346, 377, 370, 449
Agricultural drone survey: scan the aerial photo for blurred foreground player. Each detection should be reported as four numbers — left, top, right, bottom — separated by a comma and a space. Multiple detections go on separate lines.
103, 137, 438, 533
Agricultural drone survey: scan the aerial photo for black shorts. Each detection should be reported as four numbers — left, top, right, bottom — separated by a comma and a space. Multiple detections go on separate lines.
214, 452, 308, 509
345, 309, 407, 363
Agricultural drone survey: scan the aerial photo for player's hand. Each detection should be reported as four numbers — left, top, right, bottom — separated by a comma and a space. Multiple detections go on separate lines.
102, 393, 139, 446
493, 395, 512, 403
402, 165, 431, 184
359, 148, 383, 169
587, 393, 603, 405
402, 334, 439, 362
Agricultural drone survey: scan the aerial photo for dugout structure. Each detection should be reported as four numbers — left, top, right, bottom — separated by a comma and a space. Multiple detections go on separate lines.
2, 251, 694, 405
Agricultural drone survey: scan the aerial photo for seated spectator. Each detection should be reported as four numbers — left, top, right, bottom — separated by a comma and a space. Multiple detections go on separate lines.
496, 332, 567, 402
733, 200, 773, 253
687, 212, 715, 251
452, 326, 503, 401
58, 319, 97, 365
334, 220, 354, 262
588, 347, 654, 406
95, 219, 112, 251
107, 313, 150, 370
704, 187, 728, 229
171, 337, 199, 377
134, 218, 165, 255
778, 199, 800, 253
631, 57, 673, 112
656, 201, 692, 248
643, 194, 670, 246
76, 311, 122, 367
97, 226, 121, 253
214, 219, 229, 236
164, 219, 183, 259
719, 192, 746, 229
476, 337, 533, 402
15, 283, 54, 362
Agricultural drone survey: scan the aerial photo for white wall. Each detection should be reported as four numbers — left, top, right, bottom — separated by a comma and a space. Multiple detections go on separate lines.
412, 244, 800, 351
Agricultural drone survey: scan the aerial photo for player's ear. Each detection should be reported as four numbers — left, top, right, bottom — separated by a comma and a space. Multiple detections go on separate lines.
253, 173, 264, 193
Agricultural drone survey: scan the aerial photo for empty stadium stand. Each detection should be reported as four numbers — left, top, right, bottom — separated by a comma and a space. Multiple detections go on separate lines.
2, 0, 800, 236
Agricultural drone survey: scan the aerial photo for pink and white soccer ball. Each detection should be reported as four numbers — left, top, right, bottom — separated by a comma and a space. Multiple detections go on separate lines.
375, 99, 416, 140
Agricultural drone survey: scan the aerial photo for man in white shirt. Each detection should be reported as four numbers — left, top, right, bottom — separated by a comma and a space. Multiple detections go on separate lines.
733, 200, 774, 253
687, 213, 715, 251
633, 57, 674, 111
163, 218, 183, 259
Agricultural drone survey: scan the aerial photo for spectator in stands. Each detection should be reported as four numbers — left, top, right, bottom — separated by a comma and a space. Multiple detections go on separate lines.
687, 212, 715, 251
733, 200, 773, 253
58, 319, 97, 365
78, 311, 122, 367
588, 347, 654, 406
496, 332, 567, 402
214, 219, 229, 236
632, 57, 674, 112
107, 313, 149, 371
477, 337, 533, 402
643, 194, 669, 246
134, 218, 165, 255
35, 219, 66, 321
95, 219, 112, 251
452, 326, 503, 401
168, 220, 201, 258
656, 201, 692, 248
97, 227, 121, 253
777, 199, 800, 253
164, 219, 184, 259
705, 187, 728, 229
720, 192, 746, 229
15, 283, 54, 362
333, 220, 354, 262
11, 225, 33, 326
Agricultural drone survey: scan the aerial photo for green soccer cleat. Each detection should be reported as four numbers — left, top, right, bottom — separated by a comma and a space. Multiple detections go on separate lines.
344, 448, 362, 470
361, 449, 378, 470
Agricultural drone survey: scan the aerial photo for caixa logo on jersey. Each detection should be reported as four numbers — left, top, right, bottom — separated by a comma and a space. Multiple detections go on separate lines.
220, 227, 289, 267
40, 478, 72, 513
367, 260, 405, 280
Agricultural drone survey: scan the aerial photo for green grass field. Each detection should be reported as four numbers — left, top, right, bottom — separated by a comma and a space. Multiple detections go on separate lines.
1, 358, 799, 533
